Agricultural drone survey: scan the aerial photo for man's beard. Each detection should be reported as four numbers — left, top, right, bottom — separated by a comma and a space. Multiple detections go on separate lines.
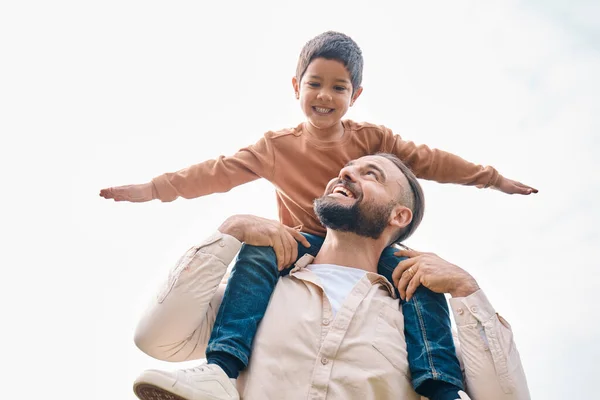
314, 195, 395, 239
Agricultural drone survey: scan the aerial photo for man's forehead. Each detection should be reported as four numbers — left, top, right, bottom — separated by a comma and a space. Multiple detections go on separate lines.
347, 155, 408, 187
347, 155, 393, 172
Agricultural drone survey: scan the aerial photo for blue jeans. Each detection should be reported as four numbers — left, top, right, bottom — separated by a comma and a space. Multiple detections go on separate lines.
206, 233, 464, 393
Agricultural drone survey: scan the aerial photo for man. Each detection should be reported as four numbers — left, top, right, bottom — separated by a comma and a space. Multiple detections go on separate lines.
133, 154, 530, 400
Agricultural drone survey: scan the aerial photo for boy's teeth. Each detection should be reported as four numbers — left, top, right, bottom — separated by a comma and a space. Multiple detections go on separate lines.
315, 107, 332, 113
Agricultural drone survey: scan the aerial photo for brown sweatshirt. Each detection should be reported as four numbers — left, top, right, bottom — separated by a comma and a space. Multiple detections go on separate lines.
152, 120, 501, 236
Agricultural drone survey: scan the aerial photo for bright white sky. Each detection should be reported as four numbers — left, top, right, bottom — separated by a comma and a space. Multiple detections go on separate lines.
1, 1, 598, 399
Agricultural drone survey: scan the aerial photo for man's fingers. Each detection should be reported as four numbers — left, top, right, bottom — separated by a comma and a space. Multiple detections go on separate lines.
272, 235, 286, 270
391, 257, 417, 286
393, 249, 420, 258
285, 231, 298, 268
396, 264, 418, 300
405, 271, 423, 302
281, 231, 295, 269
287, 227, 311, 248
397, 271, 410, 300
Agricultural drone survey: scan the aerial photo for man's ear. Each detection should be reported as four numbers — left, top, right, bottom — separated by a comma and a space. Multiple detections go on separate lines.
389, 205, 412, 230
292, 76, 300, 99
350, 86, 363, 106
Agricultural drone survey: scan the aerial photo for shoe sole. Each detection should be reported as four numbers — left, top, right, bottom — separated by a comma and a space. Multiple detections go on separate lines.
133, 382, 188, 400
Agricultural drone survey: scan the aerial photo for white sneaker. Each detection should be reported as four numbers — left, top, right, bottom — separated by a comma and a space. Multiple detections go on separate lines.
133, 361, 239, 400
455, 391, 472, 400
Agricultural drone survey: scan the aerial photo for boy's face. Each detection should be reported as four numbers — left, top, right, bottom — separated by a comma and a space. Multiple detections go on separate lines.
292, 58, 362, 133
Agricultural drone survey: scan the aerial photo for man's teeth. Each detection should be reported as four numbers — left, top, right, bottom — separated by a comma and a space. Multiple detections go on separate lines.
332, 186, 354, 198
315, 107, 333, 113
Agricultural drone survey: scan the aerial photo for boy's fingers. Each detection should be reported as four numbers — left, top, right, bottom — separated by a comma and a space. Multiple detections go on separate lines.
99, 188, 113, 198
521, 183, 538, 193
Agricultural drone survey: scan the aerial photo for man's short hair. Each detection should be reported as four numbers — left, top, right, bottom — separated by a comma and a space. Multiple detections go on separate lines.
375, 153, 425, 244
296, 31, 364, 94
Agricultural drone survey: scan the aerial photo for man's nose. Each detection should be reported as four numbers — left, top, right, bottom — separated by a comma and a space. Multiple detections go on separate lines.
338, 165, 357, 182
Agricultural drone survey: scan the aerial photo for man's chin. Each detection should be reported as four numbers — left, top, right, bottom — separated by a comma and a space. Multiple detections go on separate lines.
317, 195, 354, 210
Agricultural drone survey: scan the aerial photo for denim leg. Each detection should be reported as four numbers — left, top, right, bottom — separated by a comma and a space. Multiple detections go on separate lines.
378, 247, 464, 393
206, 233, 324, 367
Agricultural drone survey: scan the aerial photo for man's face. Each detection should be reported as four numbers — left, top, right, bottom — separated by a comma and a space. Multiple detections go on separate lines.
314, 155, 408, 239
292, 58, 362, 134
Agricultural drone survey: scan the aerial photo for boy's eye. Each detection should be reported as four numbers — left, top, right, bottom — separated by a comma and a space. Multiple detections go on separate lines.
334, 86, 347, 91
307, 82, 320, 88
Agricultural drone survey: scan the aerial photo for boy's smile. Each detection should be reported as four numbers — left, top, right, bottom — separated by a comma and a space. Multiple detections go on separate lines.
293, 57, 362, 140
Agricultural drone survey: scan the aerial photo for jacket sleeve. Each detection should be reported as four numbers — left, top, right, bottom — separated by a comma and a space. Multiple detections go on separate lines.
151, 135, 275, 202
383, 129, 502, 188
450, 290, 531, 400
134, 231, 242, 362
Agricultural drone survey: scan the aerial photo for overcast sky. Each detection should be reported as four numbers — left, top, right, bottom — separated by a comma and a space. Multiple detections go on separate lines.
1, 0, 598, 399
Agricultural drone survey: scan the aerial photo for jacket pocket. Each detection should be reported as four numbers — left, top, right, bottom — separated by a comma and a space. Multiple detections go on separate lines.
372, 303, 410, 376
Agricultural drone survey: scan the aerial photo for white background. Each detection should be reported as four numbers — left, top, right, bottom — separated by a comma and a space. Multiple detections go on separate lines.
1, 0, 598, 399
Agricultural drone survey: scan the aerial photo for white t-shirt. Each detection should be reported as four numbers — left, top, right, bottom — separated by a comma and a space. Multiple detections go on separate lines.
305, 264, 367, 316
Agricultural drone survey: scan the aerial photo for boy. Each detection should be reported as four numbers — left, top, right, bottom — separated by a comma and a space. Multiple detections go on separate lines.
100, 32, 536, 400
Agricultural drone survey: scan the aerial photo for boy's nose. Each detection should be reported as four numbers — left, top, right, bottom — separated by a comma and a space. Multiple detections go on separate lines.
316, 90, 332, 102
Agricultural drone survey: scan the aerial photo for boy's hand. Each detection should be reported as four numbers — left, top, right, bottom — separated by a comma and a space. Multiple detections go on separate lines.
219, 215, 311, 271
99, 183, 154, 202
493, 177, 538, 195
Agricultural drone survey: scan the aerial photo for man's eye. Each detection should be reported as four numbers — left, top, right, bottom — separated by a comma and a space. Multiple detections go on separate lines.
366, 171, 378, 177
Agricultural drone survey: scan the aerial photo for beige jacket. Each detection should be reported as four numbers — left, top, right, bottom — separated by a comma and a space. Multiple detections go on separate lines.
134, 232, 530, 400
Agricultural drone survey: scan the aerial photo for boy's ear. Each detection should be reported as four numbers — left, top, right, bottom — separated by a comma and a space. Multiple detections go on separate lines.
389, 205, 412, 230
350, 86, 363, 106
292, 76, 300, 99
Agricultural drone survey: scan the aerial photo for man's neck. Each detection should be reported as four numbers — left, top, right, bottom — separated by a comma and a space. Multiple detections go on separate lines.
312, 231, 385, 274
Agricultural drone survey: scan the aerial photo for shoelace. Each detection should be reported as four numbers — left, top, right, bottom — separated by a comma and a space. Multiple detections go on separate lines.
182, 365, 207, 374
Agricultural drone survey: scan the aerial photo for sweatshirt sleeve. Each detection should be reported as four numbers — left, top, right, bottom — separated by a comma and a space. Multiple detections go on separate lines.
383, 128, 502, 188
151, 134, 275, 202
133, 231, 242, 362
450, 290, 531, 400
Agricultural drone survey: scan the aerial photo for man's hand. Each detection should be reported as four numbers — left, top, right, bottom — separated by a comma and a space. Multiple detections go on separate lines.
99, 183, 154, 202
219, 215, 311, 271
391, 249, 479, 301
493, 176, 538, 195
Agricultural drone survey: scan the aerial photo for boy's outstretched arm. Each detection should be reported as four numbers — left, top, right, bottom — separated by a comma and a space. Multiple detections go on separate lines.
99, 135, 275, 203
386, 133, 538, 196
99, 183, 155, 202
